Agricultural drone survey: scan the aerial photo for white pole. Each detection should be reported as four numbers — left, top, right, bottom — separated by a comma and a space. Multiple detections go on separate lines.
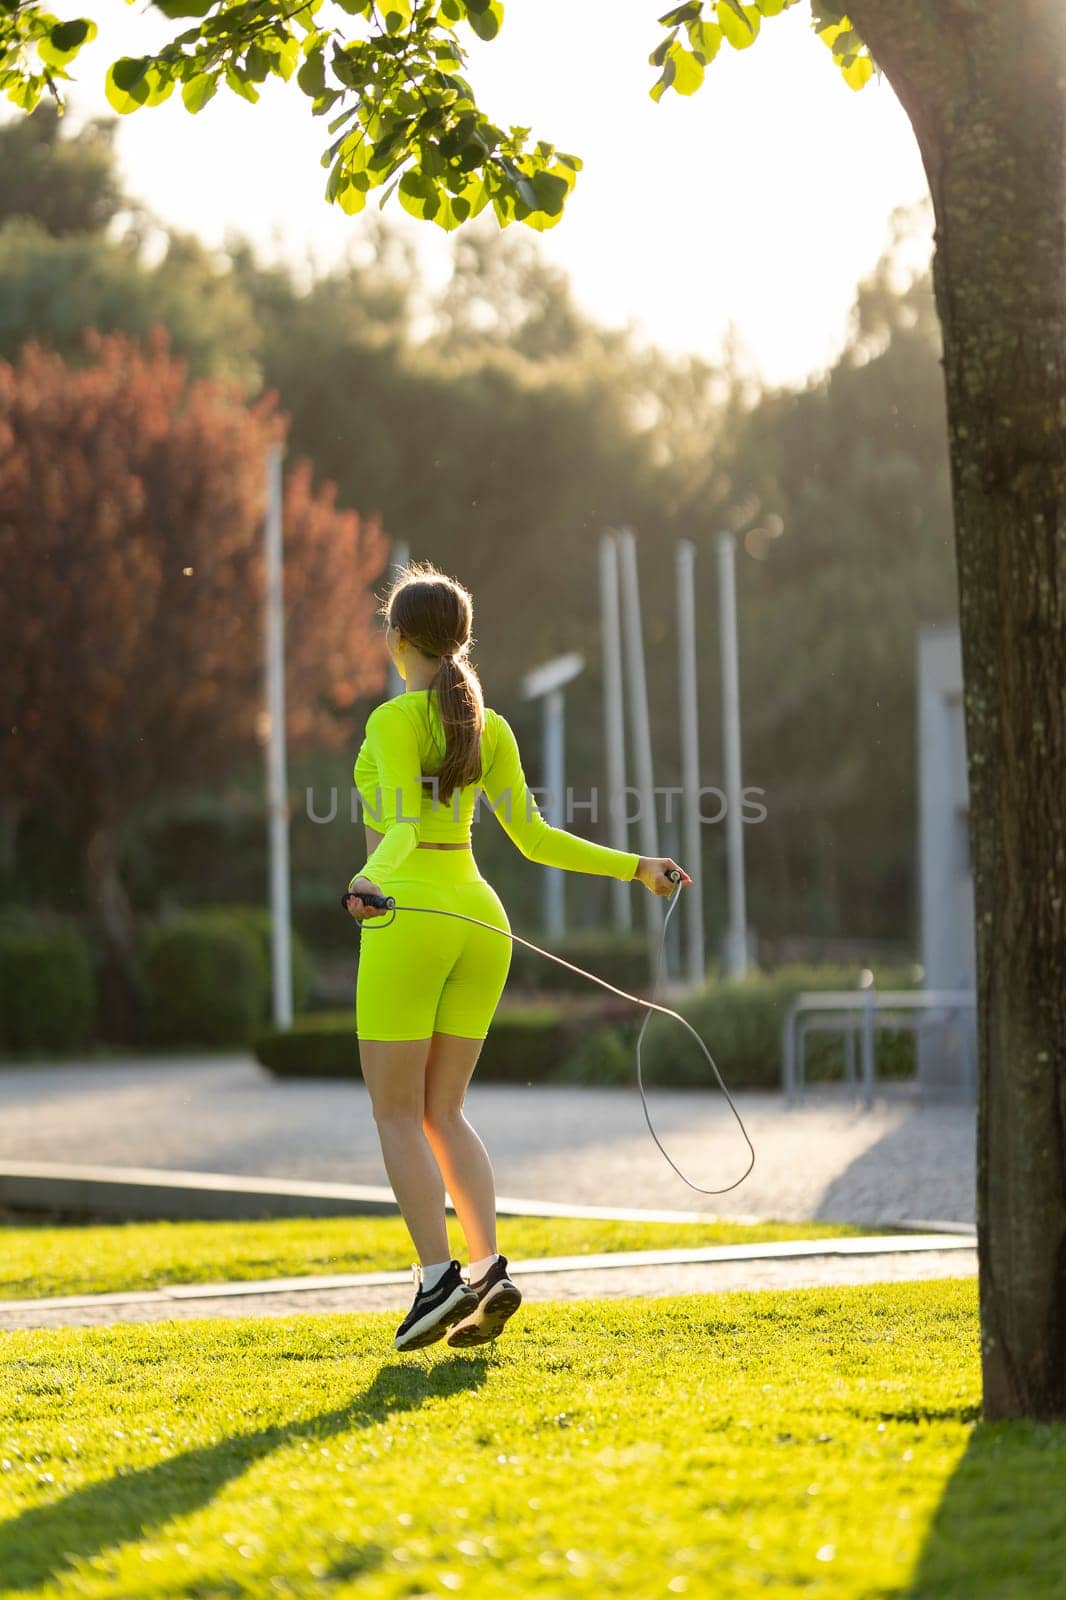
264, 443, 293, 1027
676, 539, 705, 987
717, 531, 749, 978
599, 531, 631, 932
618, 528, 664, 953
387, 539, 410, 699
544, 687, 566, 939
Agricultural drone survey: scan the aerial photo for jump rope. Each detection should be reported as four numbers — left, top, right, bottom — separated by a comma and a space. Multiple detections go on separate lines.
343, 872, 755, 1195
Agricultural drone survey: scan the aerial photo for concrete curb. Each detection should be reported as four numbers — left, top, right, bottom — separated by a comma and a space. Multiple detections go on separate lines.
0, 1161, 717, 1224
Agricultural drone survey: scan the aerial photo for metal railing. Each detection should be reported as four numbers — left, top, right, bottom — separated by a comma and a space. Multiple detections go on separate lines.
781, 989, 977, 1109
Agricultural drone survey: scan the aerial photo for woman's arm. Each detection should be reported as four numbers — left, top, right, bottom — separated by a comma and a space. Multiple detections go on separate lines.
480, 713, 642, 880
347, 701, 424, 889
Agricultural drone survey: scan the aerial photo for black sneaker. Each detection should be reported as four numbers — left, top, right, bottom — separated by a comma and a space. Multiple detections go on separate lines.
394, 1260, 478, 1352
446, 1254, 523, 1348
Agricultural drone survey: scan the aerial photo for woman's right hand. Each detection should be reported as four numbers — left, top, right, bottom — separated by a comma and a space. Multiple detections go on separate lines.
635, 857, 692, 897
343, 877, 389, 921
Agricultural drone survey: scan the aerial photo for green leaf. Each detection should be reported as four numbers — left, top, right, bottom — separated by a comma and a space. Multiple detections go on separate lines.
649, 34, 674, 68
245, 43, 272, 83
658, 2, 701, 23
181, 72, 217, 112
717, 0, 760, 48
224, 62, 259, 104
670, 41, 705, 93
841, 53, 874, 90
152, 0, 215, 16
297, 47, 326, 98
686, 19, 721, 61
382, 0, 413, 32
40, 18, 95, 66
467, 1, 504, 42
398, 168, 441, 221
105, 56, 151, 114
649, 51, 677, 103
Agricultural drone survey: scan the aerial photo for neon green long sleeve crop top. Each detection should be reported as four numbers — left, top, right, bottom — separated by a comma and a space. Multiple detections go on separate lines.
348, 688, 642, 889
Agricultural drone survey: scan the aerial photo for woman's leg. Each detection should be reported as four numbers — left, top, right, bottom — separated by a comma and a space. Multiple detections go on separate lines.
422, 1032, 498, 1261
359, 1037, 450, 1265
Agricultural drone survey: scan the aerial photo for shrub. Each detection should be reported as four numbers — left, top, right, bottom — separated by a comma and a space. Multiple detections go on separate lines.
640, 963, 920, 1090
505, 930, 652, 996
190, 905, 314, 1016
255, 1003, 576, 1083
0, 913, 95, 1053
253, 1009, 361, 1078
142, 914, 266, 1047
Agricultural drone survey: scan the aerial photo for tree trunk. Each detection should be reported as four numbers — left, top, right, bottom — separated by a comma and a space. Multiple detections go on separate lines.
83, 820, 144, 1044
849, 0, 1065, 1419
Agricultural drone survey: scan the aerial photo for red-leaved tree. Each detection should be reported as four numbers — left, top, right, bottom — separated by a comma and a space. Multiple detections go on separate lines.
0, 324, 389, 1035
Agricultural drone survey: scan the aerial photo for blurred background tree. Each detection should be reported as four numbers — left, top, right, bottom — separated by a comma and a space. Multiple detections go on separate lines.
0, 105, 953, 985
0, 323, 387, 1036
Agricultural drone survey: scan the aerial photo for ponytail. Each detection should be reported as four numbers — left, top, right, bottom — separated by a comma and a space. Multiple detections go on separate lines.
430, 651, 484, 805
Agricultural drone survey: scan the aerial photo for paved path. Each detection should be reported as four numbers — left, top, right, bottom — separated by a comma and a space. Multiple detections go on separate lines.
0, 1238, 977, 1332
0, 1055, 975, 1225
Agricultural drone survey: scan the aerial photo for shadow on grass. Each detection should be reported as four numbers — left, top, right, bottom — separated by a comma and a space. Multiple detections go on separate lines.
905, 1415, 1066, 1598
0, 1351, 490, 1594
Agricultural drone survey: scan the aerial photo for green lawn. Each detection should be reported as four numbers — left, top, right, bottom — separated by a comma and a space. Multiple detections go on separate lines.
0, 1215, 881, 1301
0, 1279, 1061, 1598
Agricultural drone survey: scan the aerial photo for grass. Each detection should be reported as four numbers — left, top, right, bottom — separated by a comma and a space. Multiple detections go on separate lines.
0, 1215, 884, 1302
0, 1279, 1062, 1598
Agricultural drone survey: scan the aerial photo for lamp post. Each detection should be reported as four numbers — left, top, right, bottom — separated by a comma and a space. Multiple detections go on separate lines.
717, 531, 749, 978
519, 652, 585, 939
263, 442, 293, 1027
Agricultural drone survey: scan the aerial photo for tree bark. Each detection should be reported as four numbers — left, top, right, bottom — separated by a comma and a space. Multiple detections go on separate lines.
848, 0, 1066, 1419
83, 821, 144, 1044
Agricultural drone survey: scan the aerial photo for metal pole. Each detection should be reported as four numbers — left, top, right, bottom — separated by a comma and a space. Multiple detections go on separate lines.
717, 532, 748, 978
618, 528, 664, 952
544, 686, 566, 939
676, 539, 705, 987
264, 443, 293, 1028
387, 539, 410, 699
599, 532, 631, 931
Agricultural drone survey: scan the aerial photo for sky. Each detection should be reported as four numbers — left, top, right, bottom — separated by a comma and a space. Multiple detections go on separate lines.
53, 0, 933, 390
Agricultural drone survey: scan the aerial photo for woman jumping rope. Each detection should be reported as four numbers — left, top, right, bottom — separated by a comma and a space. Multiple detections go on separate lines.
343, 561, 691, 1354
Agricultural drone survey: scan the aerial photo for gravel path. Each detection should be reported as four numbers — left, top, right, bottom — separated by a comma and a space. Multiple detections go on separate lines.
0, 1055, 975, 1225
0, 1249, 976, 1333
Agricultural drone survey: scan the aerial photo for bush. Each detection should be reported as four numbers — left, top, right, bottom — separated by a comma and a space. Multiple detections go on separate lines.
253, 1009, 361, 1077
640, 963, 920, 1090
0, 913, 95, 1053
142, 914, 266, 1047
251, 965, 922, 1091
189, 905, 314, 1016
254, 1003, 578, 1083
505, 930, 652, 996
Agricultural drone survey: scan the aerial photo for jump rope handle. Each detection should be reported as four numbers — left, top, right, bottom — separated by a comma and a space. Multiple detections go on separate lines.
665, 868, 682, 886
341, 889, 396, 912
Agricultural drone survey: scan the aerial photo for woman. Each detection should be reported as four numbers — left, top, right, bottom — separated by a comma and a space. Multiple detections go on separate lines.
344, 561, 690, 1354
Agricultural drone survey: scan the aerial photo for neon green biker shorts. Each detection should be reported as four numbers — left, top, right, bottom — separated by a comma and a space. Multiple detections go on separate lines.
355, 848, 513, 1041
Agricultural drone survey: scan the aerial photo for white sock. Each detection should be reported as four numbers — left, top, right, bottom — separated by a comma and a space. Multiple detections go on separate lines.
418, 1259, 453, 1293
468, 1252, 499, 1282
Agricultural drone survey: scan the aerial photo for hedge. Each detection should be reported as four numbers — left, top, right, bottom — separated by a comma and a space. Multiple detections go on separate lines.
639, 963, 920, 1091
142, 915, 267, 1047
188, 905, 314, 1016
251, 965, 922, 1090
0, 915, 95, 1054
505, 930, 653, 996
255, 1002, 583, 1083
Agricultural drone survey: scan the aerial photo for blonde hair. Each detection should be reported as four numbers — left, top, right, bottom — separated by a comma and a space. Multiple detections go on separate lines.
380, 559, 484, 804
